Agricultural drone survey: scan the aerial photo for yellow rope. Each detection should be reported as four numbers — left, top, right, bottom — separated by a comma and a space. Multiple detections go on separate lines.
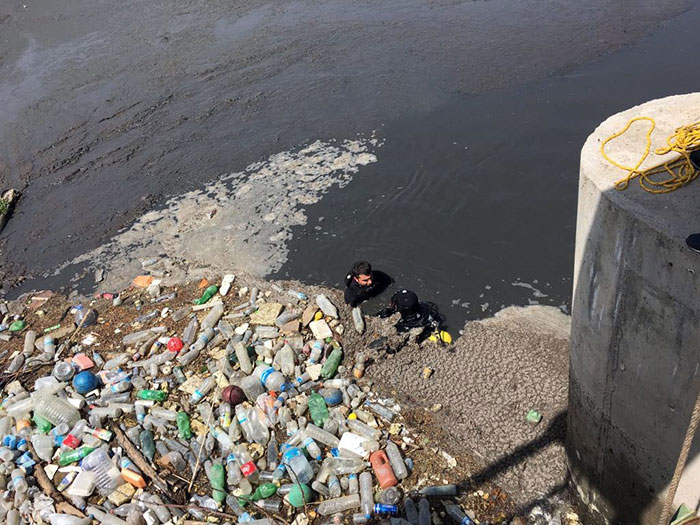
600, 117, 700, 194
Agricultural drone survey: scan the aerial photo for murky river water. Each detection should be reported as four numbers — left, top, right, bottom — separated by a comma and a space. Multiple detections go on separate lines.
1, 0, 699, 329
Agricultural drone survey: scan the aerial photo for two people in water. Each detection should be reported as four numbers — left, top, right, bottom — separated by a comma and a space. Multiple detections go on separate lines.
344, 260, 451, 344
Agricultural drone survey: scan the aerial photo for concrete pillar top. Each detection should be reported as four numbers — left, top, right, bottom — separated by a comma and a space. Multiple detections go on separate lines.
581, 92, 700, 243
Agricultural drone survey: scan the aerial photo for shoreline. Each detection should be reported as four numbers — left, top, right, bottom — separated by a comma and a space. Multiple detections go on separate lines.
1, 264, 575, 522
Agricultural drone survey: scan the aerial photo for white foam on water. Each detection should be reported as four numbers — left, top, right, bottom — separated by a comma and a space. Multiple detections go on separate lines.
59, 138, 379, 290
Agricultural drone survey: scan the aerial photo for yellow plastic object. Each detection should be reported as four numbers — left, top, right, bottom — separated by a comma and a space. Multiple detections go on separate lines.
314, 311, 324, 321
428, 330, 452, 344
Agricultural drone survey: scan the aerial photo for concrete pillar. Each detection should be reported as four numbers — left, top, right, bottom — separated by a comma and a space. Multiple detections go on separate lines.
569, 93, 700, 524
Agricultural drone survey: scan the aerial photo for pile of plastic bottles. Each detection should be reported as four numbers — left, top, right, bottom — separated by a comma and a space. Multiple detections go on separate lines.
0, 275, 475, 525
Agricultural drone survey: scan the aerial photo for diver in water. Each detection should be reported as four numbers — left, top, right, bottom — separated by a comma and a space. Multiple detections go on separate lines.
344, 260, 393, 308
378, 289, 451, 344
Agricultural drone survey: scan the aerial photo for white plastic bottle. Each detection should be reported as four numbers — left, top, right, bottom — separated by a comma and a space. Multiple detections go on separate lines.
359, 471, 373, 517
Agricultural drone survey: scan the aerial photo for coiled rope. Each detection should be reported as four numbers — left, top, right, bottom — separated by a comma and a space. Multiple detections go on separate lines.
601, 117, 700, 193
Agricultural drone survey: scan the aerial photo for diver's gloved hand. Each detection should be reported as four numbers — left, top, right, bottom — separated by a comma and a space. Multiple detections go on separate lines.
376, 307, 395, 319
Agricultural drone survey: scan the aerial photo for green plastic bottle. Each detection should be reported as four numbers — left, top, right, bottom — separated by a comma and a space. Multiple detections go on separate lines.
58, 446, 94, 466
250, 482, 277, 501
32, 413, 52, 434
137, 389, 168, 402
8, 320, 26, 332
140, 430, 156, 462
194, 285, 219, 305
210, 463, 226, 502
320, 347, 343, 379
308, 391, 329, 427
177, 411, 192, 439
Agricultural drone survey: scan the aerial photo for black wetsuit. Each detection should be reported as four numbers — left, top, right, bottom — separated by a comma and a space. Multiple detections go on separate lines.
344, 270, 393, 307
379, 299, 445, 343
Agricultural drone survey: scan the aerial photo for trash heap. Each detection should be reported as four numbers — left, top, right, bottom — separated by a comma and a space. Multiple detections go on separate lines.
0, 273, 476, 525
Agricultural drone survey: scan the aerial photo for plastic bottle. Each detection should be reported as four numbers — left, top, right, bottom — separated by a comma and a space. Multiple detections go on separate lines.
320, 347, 343, 379
32, 433, 54, 462
86, 506, 129, 525
288, 290, 308, 301
238, 375, 265, 402
253, 364, 287, 392
191, 327, 215, 353
304, 423, 340, 447
137, 390, 167, 402
352, 308, 365, 334
283, 447, 313, 484
353, 354, 366, 379
326, 456, 368, 475
202, 303, 225, 330
61, 420, 88, 449
444, 504, 475, 525
235, 405, 269, 445
418, 484, 457, 496
418, 499, 431, 525
328, 475, 342, 498
301, 433, 323, 461
309, 340, 324, 364
139, 430, 156, 461
233, 444, 259, 480
58, 446, 94, 466
34, 394, 81, 427
316, 295, 339, 319
347, 419, 381, 441
308, 391, 329, 426
365, 401, 398, 422
209, 463, 226, 502
385, 441, 408, 480
194, 285, 219, 305
183, 317, 198, 346
318, 494, 361, 516
359, 472, 373, 517
370, 450, 398, 488
348, 474, 360, 494
211, 426, 234, 451
81, 447, 122, 495
191, 377, 216, 404
381, 486, 401, 504
234, 342, 254, 374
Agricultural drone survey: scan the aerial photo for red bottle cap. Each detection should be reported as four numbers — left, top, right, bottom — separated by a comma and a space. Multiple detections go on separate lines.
167, 337, 184, 353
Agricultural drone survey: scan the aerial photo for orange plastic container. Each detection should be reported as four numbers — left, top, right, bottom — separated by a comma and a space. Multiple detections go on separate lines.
121, 468, 146, 488
370, 450, 398, 489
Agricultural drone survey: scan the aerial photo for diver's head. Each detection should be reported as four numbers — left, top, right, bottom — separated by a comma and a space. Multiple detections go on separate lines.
391, 289, 419, 318
348, 260, 373, 287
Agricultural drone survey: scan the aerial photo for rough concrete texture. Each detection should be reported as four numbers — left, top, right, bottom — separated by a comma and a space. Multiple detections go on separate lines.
570, 93, 700, 524
366, 305, 571, 508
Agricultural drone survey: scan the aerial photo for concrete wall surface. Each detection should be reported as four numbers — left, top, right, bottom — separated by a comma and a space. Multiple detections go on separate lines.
569, 93, 700, 524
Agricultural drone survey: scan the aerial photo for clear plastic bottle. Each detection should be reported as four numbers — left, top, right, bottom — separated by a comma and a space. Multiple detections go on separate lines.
359, 471, 373, 517
234, 342, 254, 374
347, 419, 381, 441
235, 405, 269, 444
352, 307, 365, 334
315, 295, 339, 319
211, 426, 234, 451
81, 448, 122, 495
191, 327, 215, 352
190, 377, 216, 404
182, 318, 198, 346
309, 340, 324, 364
385, 441, 408, 480
365, 401, 398, 422
34, 394, 80, 427
304, 423, 340, 447
326, 456, 368, 475
300, 433, 323, 461
202, 303, 225, 330
328, 475, 342, 498
232, 444, 259, 481
253, 364, 286, 392
283, 447, 313, 484
444, 504, 474, 525
318, 494, 361, 516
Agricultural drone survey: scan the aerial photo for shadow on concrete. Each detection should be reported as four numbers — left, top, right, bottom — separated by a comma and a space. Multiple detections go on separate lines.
566, 171, 700, 524
451, 411, 568, 519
